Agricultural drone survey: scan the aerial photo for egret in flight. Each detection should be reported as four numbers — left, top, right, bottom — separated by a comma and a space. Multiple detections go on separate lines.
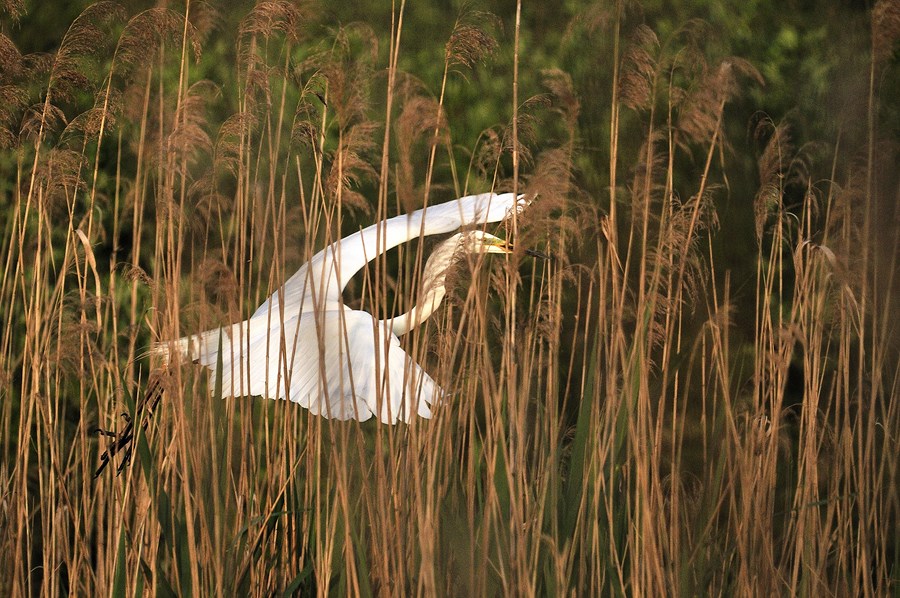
155, 192, 530, 423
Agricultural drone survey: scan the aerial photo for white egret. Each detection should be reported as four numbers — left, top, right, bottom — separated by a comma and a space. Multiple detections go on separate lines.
154, 192, 528, 423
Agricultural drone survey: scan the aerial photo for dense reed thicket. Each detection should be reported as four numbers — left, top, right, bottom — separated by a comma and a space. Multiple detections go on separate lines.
1, 0, 898, 595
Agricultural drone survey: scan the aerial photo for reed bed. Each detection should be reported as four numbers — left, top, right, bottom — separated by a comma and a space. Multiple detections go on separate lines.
1, 0, 897, 595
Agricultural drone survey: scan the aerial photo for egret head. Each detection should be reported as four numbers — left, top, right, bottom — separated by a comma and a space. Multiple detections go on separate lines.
414, 231, 511, 298
385, 229, 546, 336
459, 230, 513, 256
457, 230, 550, 259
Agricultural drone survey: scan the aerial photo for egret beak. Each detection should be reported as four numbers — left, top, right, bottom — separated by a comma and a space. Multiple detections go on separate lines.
484, 236, 515, 254
483, 233, 550, 259
489, 238, 551, 260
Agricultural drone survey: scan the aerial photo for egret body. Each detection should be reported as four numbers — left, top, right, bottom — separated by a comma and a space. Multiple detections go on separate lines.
155, 192, 526, 423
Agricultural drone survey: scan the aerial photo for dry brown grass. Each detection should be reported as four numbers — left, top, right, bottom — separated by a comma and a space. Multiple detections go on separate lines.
1, 0, 897, 596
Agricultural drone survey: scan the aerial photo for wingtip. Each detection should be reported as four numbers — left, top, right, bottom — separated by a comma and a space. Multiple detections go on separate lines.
507, 192, 535, 219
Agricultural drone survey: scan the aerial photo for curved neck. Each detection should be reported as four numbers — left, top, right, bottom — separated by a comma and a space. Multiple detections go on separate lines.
381, 286, 447, 336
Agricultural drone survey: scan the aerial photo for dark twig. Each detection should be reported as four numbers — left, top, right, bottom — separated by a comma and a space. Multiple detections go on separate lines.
94, 369, 169, 478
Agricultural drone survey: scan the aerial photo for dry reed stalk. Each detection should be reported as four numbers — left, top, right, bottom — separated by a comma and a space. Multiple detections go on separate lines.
1, 0, 896, 596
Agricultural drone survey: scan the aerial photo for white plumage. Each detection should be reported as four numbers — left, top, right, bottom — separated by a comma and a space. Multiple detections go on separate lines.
155, 192, 526, 423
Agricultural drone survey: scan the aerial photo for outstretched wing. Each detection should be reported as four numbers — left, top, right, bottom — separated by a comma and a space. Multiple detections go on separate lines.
162, 309, 442, 423
252, 192, 527, 321
276, 309, 441, 422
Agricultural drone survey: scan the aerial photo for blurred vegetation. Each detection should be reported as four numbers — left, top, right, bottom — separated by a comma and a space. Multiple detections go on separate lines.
1, 0, 897, 595
4, 0, 895, 361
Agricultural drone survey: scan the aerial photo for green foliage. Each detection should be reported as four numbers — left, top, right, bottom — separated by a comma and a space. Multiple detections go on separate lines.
1, 0, 898, 595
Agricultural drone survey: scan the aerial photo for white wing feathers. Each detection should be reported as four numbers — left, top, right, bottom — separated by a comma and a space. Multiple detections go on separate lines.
254, 192, 526, 320
158, 309, 439, 423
